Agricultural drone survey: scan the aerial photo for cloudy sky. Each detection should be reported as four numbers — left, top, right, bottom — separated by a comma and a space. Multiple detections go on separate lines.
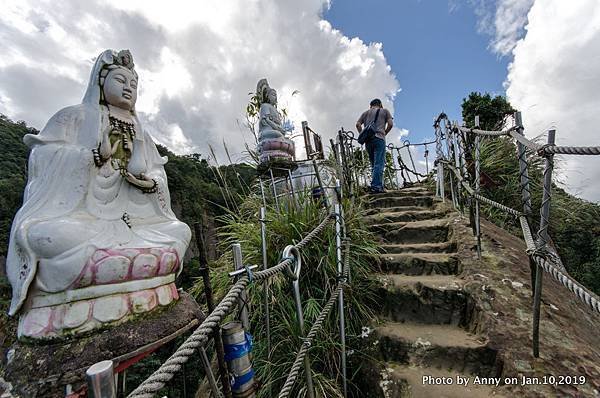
1, 0, 599, 201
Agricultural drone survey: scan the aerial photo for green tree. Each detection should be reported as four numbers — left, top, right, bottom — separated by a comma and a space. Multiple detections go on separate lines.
461, 92, 515, 130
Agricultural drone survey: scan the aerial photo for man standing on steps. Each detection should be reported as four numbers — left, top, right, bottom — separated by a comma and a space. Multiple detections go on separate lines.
356, 98, 394, 193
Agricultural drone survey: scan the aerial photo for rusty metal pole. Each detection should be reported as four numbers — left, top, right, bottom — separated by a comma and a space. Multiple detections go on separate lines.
194, 222, 232, 398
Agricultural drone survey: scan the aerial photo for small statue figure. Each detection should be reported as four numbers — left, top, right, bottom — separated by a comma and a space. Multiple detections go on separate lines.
256, 78, 295, 164
6, 49, 191, 339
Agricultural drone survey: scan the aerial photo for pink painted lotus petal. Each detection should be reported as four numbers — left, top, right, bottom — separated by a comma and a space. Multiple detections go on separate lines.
95, 255, 131, 284
132, 253, 159, 279
130, 289, 158, 314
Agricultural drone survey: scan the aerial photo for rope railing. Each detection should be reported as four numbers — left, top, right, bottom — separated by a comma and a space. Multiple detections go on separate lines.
541, 145, 600, 156
456, 124, 518, 137
278, 240, 351, 398
434, 111, 600, 358
520, 218, 600, 314
441, 160, 524, 217
127, 213, 335, 398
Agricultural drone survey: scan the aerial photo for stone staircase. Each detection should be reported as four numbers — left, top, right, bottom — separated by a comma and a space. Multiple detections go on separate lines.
362, 186, 503, 398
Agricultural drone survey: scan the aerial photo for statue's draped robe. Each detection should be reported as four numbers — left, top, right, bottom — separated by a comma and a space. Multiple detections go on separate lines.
7, 103, 190, 316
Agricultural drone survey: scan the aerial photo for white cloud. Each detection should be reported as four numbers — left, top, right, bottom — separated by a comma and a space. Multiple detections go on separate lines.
468, 0, 534, 56
505, 0, 600, 201
0, 0, 400, 163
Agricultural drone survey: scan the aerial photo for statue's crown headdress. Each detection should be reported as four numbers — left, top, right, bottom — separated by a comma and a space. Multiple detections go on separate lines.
114, 50, 135, 71
256, 78, 270, 103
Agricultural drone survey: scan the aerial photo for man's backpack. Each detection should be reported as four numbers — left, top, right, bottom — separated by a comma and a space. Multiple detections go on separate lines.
357, 108, 381, 145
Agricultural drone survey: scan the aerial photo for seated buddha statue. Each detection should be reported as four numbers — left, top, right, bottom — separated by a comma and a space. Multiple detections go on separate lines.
6, 49, 191, 339
256, 79, 296, 164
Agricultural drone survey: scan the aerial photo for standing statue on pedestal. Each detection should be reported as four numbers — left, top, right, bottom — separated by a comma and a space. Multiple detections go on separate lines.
256, 78, 295, 166
6, 49, 191, 339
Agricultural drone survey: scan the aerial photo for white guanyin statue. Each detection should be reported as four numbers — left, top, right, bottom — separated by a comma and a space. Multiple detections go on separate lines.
6, 49, 191, 339
256, 79, 295, 164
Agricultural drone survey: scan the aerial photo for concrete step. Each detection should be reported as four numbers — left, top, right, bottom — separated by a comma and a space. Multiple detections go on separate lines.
367, 189, 432, 200
375, 322, 498, 377
363, 206, 429, 216
373, 363, 504, 398
378, 253, 460, 275
365, 209, 446, 225
368, 195, 435, 209
380, 219, 451, 244
381, 242, 457, 254
376, 275, 467, 325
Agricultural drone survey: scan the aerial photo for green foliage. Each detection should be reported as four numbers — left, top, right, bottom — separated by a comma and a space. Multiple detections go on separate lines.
191, 192, 380, 397
461, 92, 515, 131
0, 115, 31, 258
461, 93, 600, 295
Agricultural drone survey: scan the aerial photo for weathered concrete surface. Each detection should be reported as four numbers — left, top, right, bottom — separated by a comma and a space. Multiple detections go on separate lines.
359, 187, 600, 398
0, 292, 203, 397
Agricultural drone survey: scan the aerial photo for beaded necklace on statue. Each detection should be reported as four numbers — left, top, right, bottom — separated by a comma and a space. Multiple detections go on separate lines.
108, 114, 136, 170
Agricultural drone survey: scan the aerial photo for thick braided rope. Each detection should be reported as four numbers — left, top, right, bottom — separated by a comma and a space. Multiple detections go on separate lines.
442, 161, 523, 217
457, 125, 517, 137
542, 145, 600, 156
520, 216, 599, 314
519, 216, 536, 251
531, 253, 600, 314
128, 213, 334, 398
471, 191, 523, 217
278, 241, 351, 398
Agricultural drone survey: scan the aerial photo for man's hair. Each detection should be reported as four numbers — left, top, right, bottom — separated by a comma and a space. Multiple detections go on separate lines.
370, 98, 382, 107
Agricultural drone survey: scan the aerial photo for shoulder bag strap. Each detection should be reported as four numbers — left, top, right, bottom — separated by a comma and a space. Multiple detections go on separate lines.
371, 108, 381, 126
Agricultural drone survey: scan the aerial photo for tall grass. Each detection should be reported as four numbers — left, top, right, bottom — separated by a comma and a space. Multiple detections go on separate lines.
190, 190, 380, 397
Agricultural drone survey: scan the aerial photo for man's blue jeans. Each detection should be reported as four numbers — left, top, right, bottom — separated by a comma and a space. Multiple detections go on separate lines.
365, 137, 385, 191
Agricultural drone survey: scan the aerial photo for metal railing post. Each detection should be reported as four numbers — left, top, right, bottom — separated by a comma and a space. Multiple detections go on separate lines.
434, 120, 445, 201
515, 112, 533, 216
302, 121, 313, 157
514, 111, 537, 297
424, 144, 430, 175
335, 133, 344, 195
232, 243, 250, 330
312, 158, 331, 213
533, 129, 556, 358
452, 123, 463, 211
258, 178, 267, 209
335, 204, 348, 398
391, 146, 401, 189
259, 206, 271, 394
86, 360, 117, 398
445, 123, 458, 209
269, 168, 280, 211
474, 116, 482, 259
283, 245, 315, 398
458, 122, 470, 214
